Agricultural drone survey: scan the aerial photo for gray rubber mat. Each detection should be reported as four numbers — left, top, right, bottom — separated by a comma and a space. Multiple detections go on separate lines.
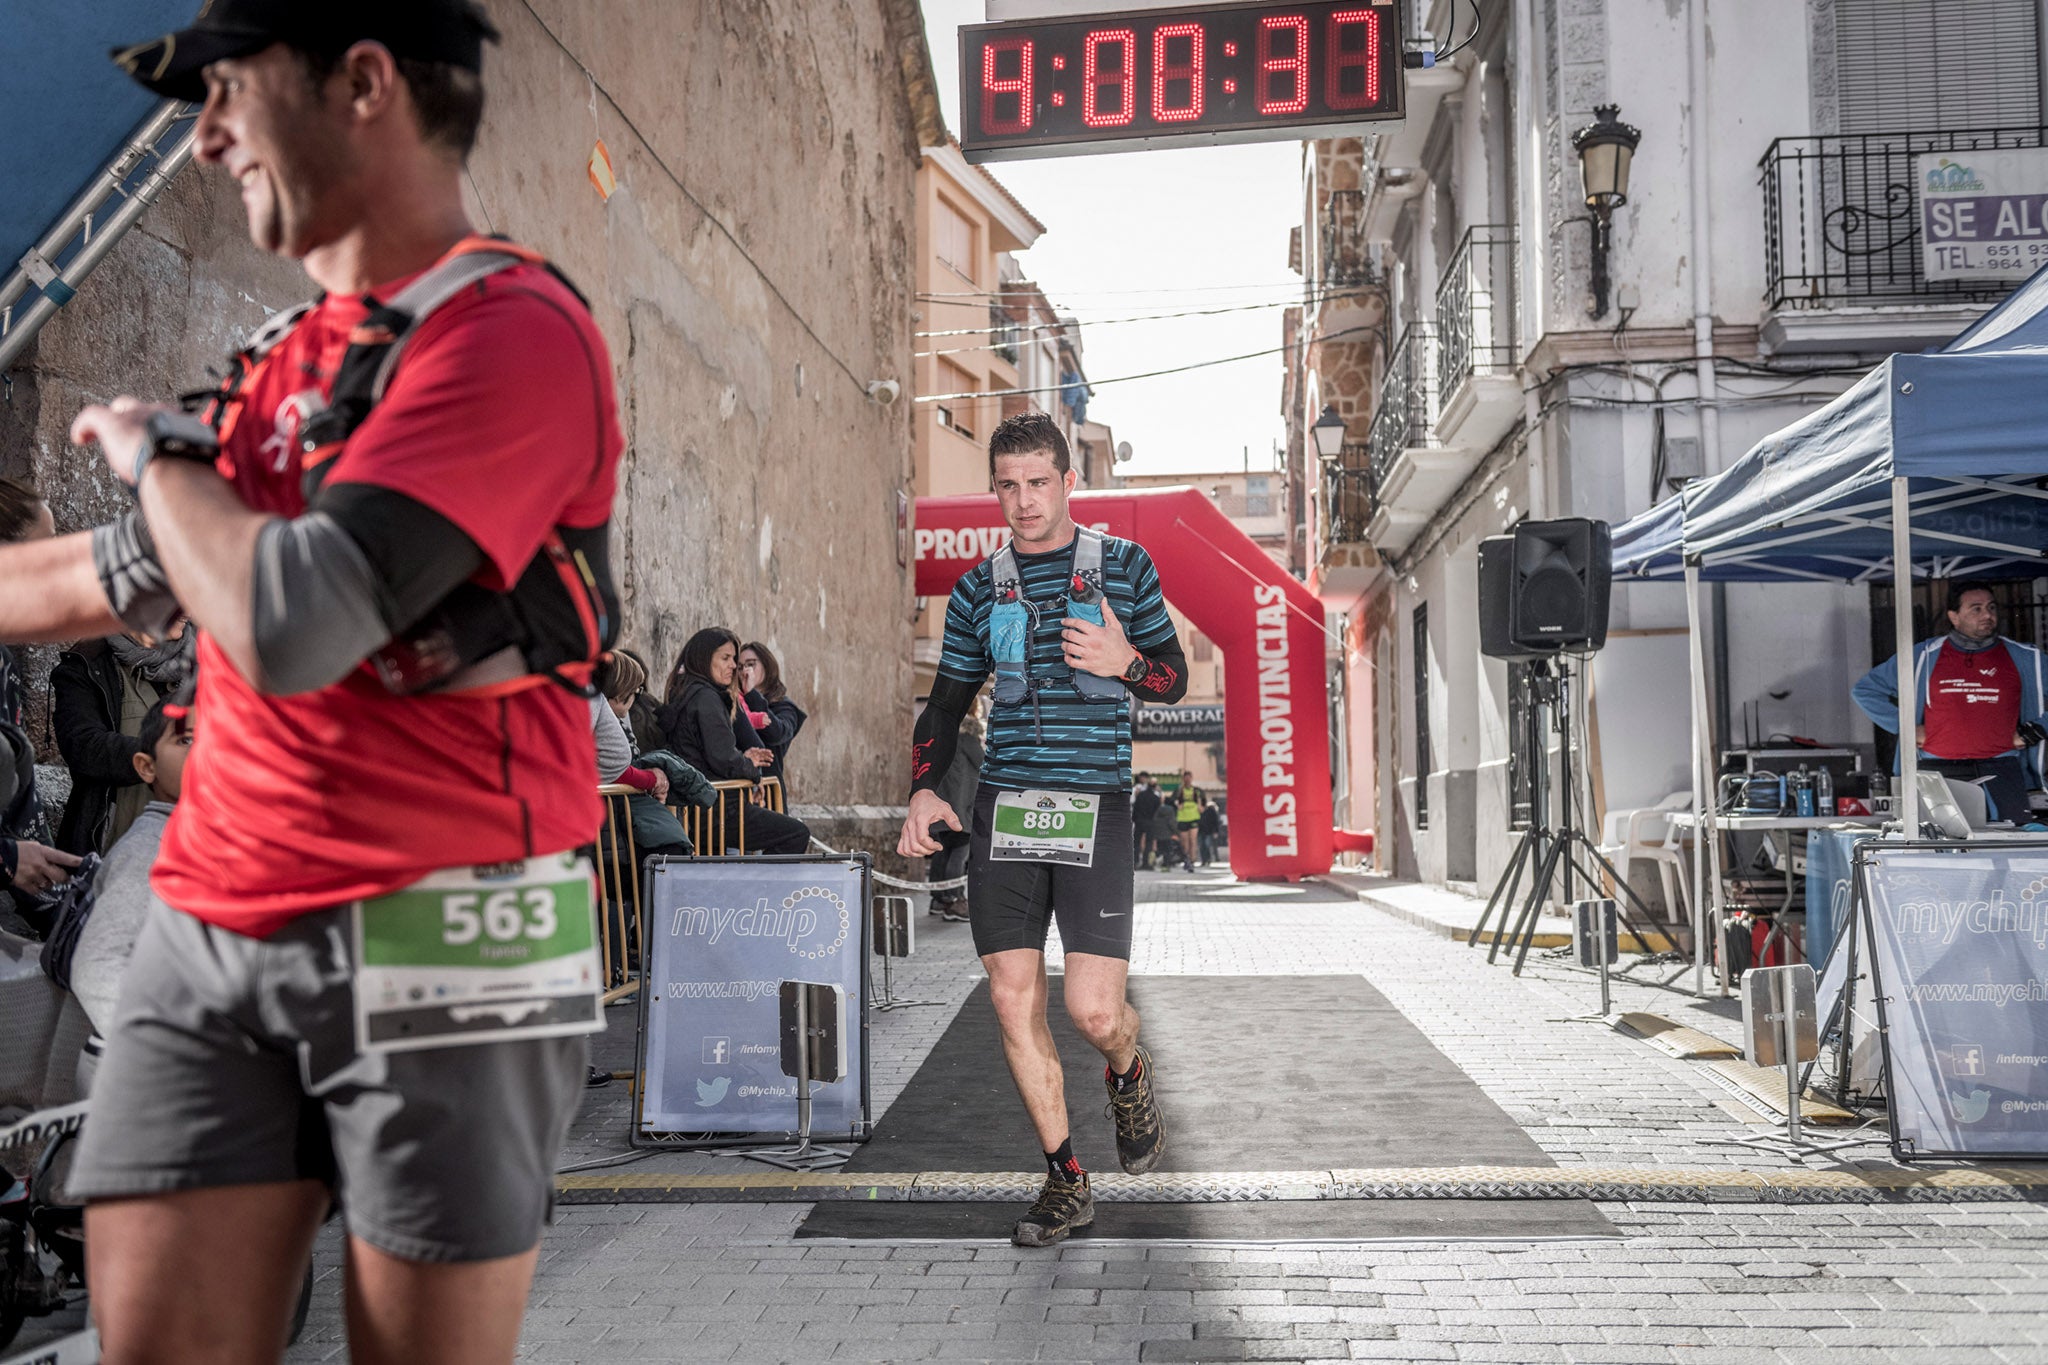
798, 975, 1615, 1240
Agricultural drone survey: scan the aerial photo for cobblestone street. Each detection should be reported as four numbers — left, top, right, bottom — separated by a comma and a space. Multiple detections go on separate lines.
260, 870, 2048, 1363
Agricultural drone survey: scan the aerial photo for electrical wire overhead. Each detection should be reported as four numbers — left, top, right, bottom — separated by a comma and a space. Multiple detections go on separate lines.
916, 325, 1376, 403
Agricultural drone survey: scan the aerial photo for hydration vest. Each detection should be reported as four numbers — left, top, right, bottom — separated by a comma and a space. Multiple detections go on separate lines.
988, 527, 1126, 720
202, 236, 618, 698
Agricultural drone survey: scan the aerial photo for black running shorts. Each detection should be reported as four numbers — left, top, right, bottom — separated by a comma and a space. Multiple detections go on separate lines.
967, 786, 1134, 959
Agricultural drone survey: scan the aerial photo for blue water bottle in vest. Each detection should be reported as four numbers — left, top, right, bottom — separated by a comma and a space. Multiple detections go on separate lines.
1063, 531, 1127, 702
990, 562, 1032, 707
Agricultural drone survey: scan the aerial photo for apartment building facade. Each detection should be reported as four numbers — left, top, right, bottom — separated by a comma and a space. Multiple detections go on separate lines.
1294, 0, 2040, 891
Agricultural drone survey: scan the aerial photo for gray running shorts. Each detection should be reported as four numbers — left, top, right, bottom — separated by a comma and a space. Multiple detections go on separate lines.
69, 896, 588, 1264
967, 786, 1135, 959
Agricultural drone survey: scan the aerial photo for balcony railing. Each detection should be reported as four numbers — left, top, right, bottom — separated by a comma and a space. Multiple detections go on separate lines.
990, 303, 1020, 364
1365, 321, 1438, 496
1761, 127, 2043, 310
1435, 225, 1517, 397
1320, 189, 1379, 289
1322, 459, 1373, 547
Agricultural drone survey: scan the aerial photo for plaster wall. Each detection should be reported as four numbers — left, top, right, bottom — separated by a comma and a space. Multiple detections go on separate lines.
2, 0, 929, 808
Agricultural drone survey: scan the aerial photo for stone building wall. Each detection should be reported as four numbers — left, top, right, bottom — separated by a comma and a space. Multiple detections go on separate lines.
1, 0, 937, 814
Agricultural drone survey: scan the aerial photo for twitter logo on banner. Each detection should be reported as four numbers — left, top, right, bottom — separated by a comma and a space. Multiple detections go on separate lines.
696, 1076, 730, 1108
1949, 1088, 1990, 1124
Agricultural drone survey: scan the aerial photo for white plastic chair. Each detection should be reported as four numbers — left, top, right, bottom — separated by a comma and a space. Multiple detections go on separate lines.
1597, 791, 1693, 925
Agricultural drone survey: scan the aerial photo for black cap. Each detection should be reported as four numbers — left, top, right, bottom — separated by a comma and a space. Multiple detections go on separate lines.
111, 0, 499, 103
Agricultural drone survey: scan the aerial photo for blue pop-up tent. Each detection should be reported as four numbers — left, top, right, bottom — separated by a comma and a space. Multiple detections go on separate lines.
1610, 263, 2048, 991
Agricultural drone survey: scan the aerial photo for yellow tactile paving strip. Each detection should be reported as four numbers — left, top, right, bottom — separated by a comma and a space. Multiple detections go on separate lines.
557, 1162, 2048, 1205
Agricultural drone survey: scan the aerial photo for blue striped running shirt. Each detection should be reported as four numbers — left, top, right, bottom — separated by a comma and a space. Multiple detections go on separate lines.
937, 533, 1178, 792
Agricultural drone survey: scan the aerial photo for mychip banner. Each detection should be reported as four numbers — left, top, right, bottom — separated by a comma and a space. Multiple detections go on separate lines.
634, 856, 870, 1143
1919, 149, 2048, 281
1859, 842, 2048, 1159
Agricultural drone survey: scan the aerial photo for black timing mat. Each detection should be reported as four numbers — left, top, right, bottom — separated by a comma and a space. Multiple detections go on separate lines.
799, 975, 1615, 1240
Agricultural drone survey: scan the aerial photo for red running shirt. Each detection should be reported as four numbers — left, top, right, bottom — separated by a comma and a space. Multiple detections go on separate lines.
1923, 641, 2021, 761
151, 253, 622, 937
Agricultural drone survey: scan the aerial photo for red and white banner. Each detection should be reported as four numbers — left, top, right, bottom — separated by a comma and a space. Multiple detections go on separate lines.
914, 488, 1334, 882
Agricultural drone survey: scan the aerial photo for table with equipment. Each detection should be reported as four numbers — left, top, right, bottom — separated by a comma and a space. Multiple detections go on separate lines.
1671, 812, 1888, 992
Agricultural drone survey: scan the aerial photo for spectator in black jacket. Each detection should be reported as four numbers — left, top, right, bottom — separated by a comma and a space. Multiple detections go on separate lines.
1198, 797, 1223, 867
54, 624, 193, 855
0, 476, 78, 921
739, 640, 807, 788
1132, 772, 1161, 868
659, 628, 810, 855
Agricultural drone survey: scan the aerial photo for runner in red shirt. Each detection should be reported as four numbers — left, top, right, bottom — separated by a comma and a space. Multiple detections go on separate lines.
0, 5, 622, 1361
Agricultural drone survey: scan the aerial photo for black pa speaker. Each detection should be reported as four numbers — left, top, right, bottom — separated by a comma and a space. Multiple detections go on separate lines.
1509, 518, 1611, 652
1478, 535, 1553, 662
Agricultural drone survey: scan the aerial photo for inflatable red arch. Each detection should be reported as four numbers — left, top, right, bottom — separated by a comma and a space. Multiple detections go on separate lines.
913, 487, 1335, 882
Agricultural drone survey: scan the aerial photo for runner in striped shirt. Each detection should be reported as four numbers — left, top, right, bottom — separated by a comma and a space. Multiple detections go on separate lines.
898, 413, 1186, 1247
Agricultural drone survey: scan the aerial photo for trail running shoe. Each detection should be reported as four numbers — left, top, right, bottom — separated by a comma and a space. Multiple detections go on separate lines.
1105, 1044, 1165, 1174
1013, 1171, 1093, 1247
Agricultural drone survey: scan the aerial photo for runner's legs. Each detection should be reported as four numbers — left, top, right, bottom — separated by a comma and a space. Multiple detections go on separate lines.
983, 948, 1070, 1149
89, 1181, 327, 1365
1062, 951, 1138, 1073
344, 1238, 541, 1365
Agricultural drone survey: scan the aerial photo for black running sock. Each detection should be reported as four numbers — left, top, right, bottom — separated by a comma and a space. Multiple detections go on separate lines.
1109, 1055, 1143, 1092
1045, 1138, 1084, 1182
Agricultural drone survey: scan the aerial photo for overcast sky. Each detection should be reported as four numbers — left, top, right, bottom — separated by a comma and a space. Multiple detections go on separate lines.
917, 1, 1305, 479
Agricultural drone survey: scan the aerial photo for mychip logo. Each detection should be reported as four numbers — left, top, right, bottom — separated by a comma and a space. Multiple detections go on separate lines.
669, 890, 850, 960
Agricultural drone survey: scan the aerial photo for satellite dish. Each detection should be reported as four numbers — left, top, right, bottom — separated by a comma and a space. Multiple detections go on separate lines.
1115, 441, 1133, 463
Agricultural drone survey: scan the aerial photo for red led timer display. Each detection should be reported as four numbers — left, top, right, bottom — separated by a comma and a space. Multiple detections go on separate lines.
961, 0, 1403, 162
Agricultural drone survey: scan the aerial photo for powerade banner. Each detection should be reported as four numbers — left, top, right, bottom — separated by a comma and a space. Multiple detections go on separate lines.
636, 857, 869, 1141
1920, 149, 2048, 281
1134, 704, 1227, 743
1859, 843, 2048, 1158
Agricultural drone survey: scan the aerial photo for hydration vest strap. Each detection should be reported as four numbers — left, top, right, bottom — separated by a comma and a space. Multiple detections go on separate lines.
1065, 528, 1124, 703
987, 528, 1122, 709
367, 239, 546, 405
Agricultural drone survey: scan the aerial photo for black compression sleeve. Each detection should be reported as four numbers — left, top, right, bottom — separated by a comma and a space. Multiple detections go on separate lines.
1124, 636, 1190, 703
912, 673, 981, 795
313, 483, 487, 633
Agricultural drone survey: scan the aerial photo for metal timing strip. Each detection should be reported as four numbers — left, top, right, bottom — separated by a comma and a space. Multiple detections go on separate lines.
555, 1163, 2048, 1206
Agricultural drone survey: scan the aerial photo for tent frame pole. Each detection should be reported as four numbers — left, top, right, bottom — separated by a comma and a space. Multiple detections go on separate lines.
1891, 478, 1920, 840
1686, 564, 1710, 997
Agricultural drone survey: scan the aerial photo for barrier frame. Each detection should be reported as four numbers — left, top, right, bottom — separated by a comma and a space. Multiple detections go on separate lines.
628, 852, 873, 1150
1858, 836, 2048, 1163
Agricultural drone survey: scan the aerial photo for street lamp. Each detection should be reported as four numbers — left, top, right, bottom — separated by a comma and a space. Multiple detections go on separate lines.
1311, 404, 1348, 463
1571, 104, 1641, 320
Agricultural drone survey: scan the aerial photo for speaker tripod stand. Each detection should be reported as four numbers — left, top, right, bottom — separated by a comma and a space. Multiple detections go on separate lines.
1467, 656, 1674, 978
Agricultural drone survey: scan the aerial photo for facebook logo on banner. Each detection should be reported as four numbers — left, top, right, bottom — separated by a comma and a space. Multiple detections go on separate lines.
702, 1037, 730, 1065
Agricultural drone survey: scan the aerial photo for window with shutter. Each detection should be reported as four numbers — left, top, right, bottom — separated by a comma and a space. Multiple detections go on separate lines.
1835, 0, 2040, 133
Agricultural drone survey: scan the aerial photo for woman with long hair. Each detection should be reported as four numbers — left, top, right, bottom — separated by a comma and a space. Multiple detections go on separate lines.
738, 639, 806, 787
658, 628, 810, 854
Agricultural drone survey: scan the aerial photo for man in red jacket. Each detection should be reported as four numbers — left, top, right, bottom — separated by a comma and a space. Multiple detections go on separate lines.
0, 4, 624, 1360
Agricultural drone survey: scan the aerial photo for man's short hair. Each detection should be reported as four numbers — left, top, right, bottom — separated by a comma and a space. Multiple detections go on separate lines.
1947, 579, 1997, 612
988, 412, 1070, 477
294, 20, 495, 161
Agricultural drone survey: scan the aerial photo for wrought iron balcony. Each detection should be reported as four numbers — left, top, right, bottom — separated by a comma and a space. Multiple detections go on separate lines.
1760, 127, 2042, 310
1320, 189, 1380, 289
1365, 321, 1438, 496
1321, 461, 1373, 547
1435, 225, 1517, 398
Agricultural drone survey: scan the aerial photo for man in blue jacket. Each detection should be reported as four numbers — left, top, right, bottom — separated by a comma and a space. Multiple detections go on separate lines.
1852, 580, 2048, 821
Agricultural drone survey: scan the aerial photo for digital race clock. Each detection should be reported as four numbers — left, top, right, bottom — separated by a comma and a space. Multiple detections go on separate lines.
959, 0, 1406, 162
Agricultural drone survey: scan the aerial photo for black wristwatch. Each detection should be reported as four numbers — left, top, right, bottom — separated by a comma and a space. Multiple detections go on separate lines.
1122, 652, 1150, 684
129, 410, 221, 494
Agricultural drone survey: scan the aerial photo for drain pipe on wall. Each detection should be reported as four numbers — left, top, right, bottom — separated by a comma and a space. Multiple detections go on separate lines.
1687, 0, 1732, 755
